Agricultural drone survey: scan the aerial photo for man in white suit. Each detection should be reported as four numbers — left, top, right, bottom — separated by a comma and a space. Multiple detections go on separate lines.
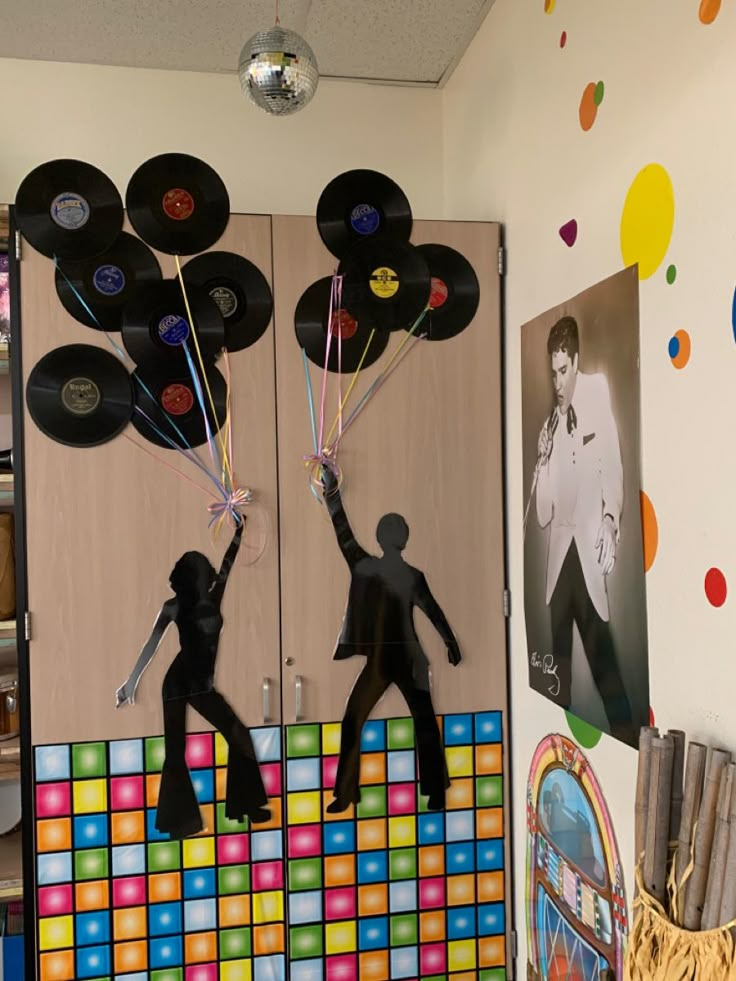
536, 316, 634, 744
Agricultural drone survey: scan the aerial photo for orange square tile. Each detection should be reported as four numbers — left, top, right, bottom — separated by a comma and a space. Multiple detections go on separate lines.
114, 940, 147, 974
39, 950, 75, 981
254, 923, 285, 955
111, 811, 145, 845
216, 767, 227, 801
420, 910, 446, 943
146, 773, 161, 807
419, 845, 445, 878
476, 743, 503, 775
480, 936, 506, 968
358, 883, 388, 917
324, 854, 356, 887
359, 949, 390, 981
196, 803, 215, 836
322, 791, 354, 822
435, 715, 443, 734
447, 873, 475, 906
446, 777, 474, 810
37, 818, 72, 853
219, 894, 251, 927
357, 818, 387, 851
477, 807, 504, 839
75, 879, 109, 912
148, 872, 181, 903
478, 870, 505, 903
257, 796, 282, 831
453, 973, 478, 981
185, 931, 217, 964
113, 906, 147, 941
360, 753, 386, 785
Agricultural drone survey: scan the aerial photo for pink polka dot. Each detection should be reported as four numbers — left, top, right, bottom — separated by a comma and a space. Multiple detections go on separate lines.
649, 706, 655, 726
705, 567, 728, 607
560, 30, 567, 47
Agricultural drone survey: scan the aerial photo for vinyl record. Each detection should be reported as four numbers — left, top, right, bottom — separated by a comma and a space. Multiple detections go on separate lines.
126, 153, 230, 255
131, 366, 227, 451
15, 159, 123, 260
182, 251, 273, 352
121, 280, 225, 372
26, 344, 133, 447
416, 243, 480, 340
338, 236, 431, 333
295, 277, 389, 373
317, 169, 412, 259
55, 232, 163, 332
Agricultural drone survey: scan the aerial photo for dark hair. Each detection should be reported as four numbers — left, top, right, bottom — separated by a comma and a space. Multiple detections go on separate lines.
376, 513, 409, 551
170, 551, 216, 599
547, 315, 579, 361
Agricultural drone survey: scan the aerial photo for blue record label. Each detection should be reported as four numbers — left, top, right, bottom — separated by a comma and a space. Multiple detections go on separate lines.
93, 264, 126, 297
50, 192, 90, 230
157, 314, 190, 346
350, 203, 380, 236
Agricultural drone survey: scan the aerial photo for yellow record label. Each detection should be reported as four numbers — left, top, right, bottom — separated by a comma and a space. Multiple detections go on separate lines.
369, 266, 399, 299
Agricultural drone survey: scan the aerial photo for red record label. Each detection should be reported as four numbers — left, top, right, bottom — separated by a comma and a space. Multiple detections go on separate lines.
161, 383, 194, 415
429, 277, 449, 309
162, 188, 195, 221
331, 309, 359, 341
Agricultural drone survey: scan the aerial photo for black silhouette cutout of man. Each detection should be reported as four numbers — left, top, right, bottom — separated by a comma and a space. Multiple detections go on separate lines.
116, 518, 270, 839
322, 468, 461, 813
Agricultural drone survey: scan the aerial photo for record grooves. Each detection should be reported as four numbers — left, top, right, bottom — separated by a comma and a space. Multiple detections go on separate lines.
132, 366, 227, 451
295, 277, 388, 372
416, 243, 480, 340
317, 169, 412, 259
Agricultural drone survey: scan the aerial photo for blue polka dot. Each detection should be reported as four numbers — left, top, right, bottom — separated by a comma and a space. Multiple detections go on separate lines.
668, 335, 680, 359
732, 287, 736, 342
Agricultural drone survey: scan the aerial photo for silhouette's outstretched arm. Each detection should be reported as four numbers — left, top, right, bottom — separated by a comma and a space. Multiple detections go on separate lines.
116, 598, 177, 707
322, 470, 368, 568
416, 574, 462, 666
211, 518, 245, 605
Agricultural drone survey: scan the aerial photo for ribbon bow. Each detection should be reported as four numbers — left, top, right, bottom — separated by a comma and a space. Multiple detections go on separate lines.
208, 486, 253, 530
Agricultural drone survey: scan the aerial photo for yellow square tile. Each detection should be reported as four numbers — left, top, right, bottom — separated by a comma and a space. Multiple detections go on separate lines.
322, 723, 342, 756
445, 745, 474, 778
448, 939, 477, 973
325, 919, 357, 955
215, 732, 229, 766
357, 819, 387, 851
252, 889, 284, 924
446, 777, 474, 810
39, 915, 74, 951
388, 816, 416, 849
182, 836, 215, 868
221, 960, 253, 981
72, 779, 107, 814
288, 791, 321, 825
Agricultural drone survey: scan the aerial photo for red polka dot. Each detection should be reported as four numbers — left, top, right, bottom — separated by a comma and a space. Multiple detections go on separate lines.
649, 706, 655, 726
705, 567, 728, 607
560, 30, 567, 47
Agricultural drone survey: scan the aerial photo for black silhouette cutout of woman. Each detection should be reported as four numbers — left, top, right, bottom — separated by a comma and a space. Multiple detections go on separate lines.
116, 518, 270, 839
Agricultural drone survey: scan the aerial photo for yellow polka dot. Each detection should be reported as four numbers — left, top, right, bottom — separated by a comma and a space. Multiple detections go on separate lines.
620, 163, 675, 280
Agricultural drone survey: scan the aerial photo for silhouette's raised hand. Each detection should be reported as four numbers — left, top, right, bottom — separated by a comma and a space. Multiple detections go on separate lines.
447, 641, 462, 667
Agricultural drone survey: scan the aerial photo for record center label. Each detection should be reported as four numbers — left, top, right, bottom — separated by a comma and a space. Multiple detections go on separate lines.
162, 188, 195, 221
161, 383, 194, 416
429, 276, 449, 309
93, 264, 126, 297
350, 203, 380, 236
209, 285, 238, 319
330, 309, 358, 340
61, 377, 101, 416
369, 267, 399, 299
50, 192, 90, 230
158, 314, 190, 345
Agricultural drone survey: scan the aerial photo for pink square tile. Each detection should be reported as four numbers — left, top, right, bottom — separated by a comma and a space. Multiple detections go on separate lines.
112, 875, 147, 907
36, 782, 71, 818
186, 965, 218, 981
217, 834, 249, 866
326, 953, 357, 981
324, 887, 356, 921
288, 825, 322, 858
252, 860, 284, 892
260, 763, 282, 798
388, 783, 415, 816
419, 877, 446, 910
421, 943, 447, 975
110, 776, 144, 811
38, 884, 73, 917
185, 733, 214, 769
323, 756, 339, 790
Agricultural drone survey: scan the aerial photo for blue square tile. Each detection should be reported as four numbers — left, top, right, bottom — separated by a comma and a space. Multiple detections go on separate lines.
444, 714, 474, 746
359, 915, 388, 950
253, 727, 282, 763
289, 890, 323, 925
446, 841, 475, 875
287, 758, 321, 792
323, 821, 355, 855
37, 851, 72, 885
387, 751, 415, 783
75, 910, 110, 946
360, 720, 386, 752
183, 868, 216, 899
109, 739, 144, 775
390, 945, 418, 978
252, 829, 284, 862
448, 905, 476, 940
191, 768, 215, 804
255, 954, 286, 981
477, 839, 504, 871
35, 745, 70, 782
290, 958, 324, 981
150, 934, 183, 968
479, 902, 506, 936
146, 808, 169, 842
74, 814, 108, 849
116, 974, 147, 981
475, 711, 502, 744
149, 901, 182, 936
112, 843, 145, 877
184, 897, 217, 932
445, 809, 474, 842
76, 944, 111, 979
418, 813, 444, 845
357, 850, 388, 884
389, 880, 417, 912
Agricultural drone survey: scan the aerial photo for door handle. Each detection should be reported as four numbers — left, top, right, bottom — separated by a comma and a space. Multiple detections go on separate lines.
295, 675, 304, 723
262, 678, 272, 724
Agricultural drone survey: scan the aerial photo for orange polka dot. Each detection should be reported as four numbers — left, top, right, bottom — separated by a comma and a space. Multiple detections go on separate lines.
640, 491, 659, 573
579, 82, 598, 131
699, 0, 722, 23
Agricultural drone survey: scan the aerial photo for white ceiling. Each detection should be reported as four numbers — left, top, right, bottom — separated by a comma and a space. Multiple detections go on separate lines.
0, 0, 496, 86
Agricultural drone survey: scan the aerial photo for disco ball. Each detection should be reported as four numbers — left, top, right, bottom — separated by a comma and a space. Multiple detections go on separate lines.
238, 26, 319, 116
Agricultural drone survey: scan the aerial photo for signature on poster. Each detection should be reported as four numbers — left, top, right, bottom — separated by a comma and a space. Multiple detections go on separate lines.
530, 651, 561, 696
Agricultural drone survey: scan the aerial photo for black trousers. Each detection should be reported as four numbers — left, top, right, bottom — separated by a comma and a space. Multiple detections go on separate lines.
333, 649, 450, 804
156, 688, 268, 839
550, 541, 635, 743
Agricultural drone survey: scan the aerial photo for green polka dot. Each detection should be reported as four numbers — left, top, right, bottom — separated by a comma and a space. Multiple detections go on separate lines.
666, 263, 677, 284
565, 710, 602, 748
594, 80, 605, 106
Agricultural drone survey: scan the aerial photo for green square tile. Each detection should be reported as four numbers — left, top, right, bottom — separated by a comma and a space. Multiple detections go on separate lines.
477, 775, 504, 808
288, 857, 322, 892
480, 971, 507, 981
389, 848, 417, 881
417, 791, 430, 814
425, 976, 448, 981
219, 864, 250, 895
72, 742, 107, 778
287, 725, 321, 759
148, 840, 181, 872
387, 719, 415, 750
390, 913, 418, 947
290, 924, 324, 959
74, 848, 108, 880
357, 785, 387, 819
219, 926, 252, 960
146, 737, 166, 772
216, 802, 248, 834
151, 971, 184, 981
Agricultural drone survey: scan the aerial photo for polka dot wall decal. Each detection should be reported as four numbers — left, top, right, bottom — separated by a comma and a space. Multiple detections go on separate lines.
620, 164, 675, 280
559, 219, 578, 247
560, 31, 567, 48
699, 0, 722, 23
666, 264, 677, 284
565, 711, 602, 749
594, 81, 605, 106
579, 82, 602, 131
544, 0, 556, 12
649, 706, 656, 727
668, 329, 691, 369
640, 491, 659, 572
731, 286, 736, 342
705, 567, 727, 607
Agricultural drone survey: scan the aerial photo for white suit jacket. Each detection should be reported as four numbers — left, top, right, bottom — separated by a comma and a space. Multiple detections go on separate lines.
536, 371, 623, 621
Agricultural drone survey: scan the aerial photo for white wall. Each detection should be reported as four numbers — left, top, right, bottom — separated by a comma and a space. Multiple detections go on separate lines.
443, 0, 736, 973
0, 57, 443, 217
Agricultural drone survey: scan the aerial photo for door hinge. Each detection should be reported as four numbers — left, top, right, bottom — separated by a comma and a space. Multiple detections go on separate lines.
497, 246, 506, 276
24, 611, 32, 642
511, 929, 518, 959
14, 230, 22, 262
503, 589, 511, 618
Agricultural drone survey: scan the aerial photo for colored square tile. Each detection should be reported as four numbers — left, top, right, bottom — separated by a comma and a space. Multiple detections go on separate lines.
388, 816, 416, 849
324, 854, 356, 888
110, 775, 144, 811
185, 733, 214, 770
389, 848, 416, 881
191, 769, 215, 805
386, 719, 414, 750
288, 824, 322, 858
114, 939, 148, 974
446, 745, 474, 778
252, 889, 284, 924
219, 894, 251, 928
358, 883, 388, 918
75, 909, 110, 946
477, 839, 504, 871
420, 942, 447, 976
447, 873, 475, 907
389, 881, 417, 913
325, 886, 356, 921
147, 772, 162, 808
254, 954, 286, 981
359, 753, 386, 785
418, 878, 445, 910
287, 725, 320, 759
475, 711, 502, 743
357, 851, 387, 885
213, 732, 228, 767
446, 778, 474, 810
76, 943, 111, 978
112, 843, 146, 877
111, 810, 145, 845
386, 750, 415, 783
325, 953, 355, 981
252, 860, 284, 892
146, 737, 166, 772
477, 808, 504, 840
448, 939, 476, 973
477, 775, 503, 808
387, 784, 415, 816
443, 714, 473, 746
220, 926, 252, 960
72, 743, 107, 779
39, 884, 74, 918
358, 915, 388, 951
447, 841, 475, 875
261, 763, 282, 799
480, 970, 507, 981
220, 963, 253, 981
184, 930, 217, 963
389, 945, 418, 978
288, 791, 322, 825
476, 743, 503, 775
356, 785, 386, 819
218, 834, 250, 866
323, 755, 339, 790
479, 936, 506, 968
215, 803, 247, 836
322, 723, 342, 756
39, 914, 74, 950
357, 818, 386, 852
324, 821, 355, 855
73, 779, 107, 815
360, 720, 385, 752
418, 845, 445, 878
218, 865, 250, 896
417, 812, 444, 845
290, 924, 323, 960
184, 898, 217, 933
390, 913, 417, 947
113, 905, 147, 940
259, 796, 283, 830
252, 830, 282, 862
73, 814, 108, 849
109, 739, 144, 775
150, 934, 184, 969
478, 870, 505, 903
38, 818, 72, 853
253, 727, 282, 764
149, 872, 183, 904
288, 857, 322, 892
322, 791, 354, 822
150, 901, 183, 936
448, 905, 476, 940
445, 810, 474, 842
290, 958, 323, 981
39, 950, 75, 981
38, 851, 73, 886
325, 920, 357, 955
419, 910, 446, 943
35, 745, 71, 782
359, 949, 389, 981
37, 783, 71, 819
287, 758, 320, 792
479, 902, 506, 936
74, 848, 108, 881
75, 879, 109, 912
254, 922, 284, 955
151, 970, 185, 981
113, 875, 148, 907
186, 965, 219, 981
183, 837, 215, 868
288, 889, 323, 925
